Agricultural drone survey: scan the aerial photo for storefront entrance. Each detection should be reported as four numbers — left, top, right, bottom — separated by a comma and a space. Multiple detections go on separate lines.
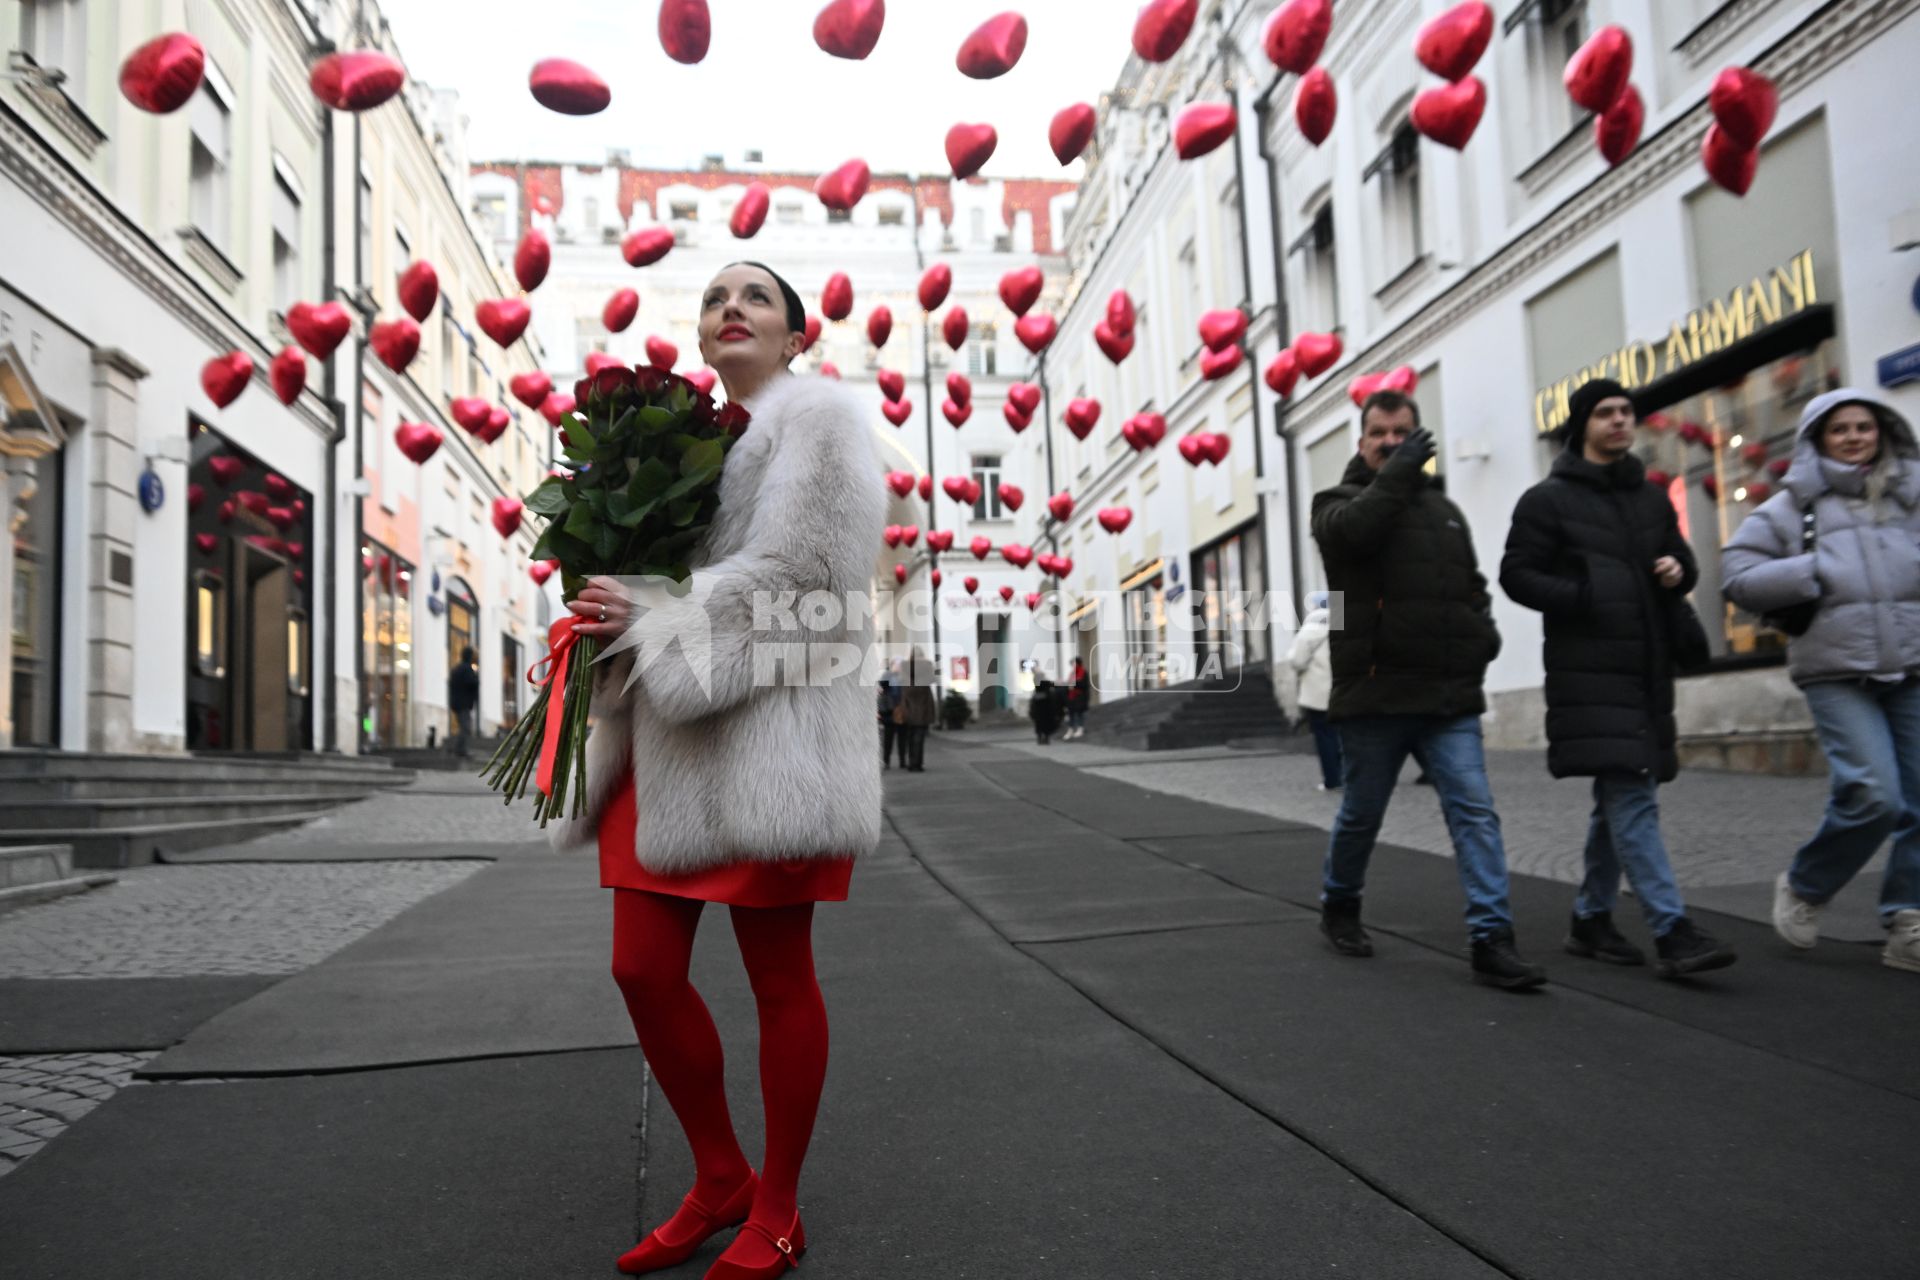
1191, 522, 1268, 677
1124, 572, 1168, 692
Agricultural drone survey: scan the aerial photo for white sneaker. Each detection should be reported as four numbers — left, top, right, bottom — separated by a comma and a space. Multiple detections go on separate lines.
1772, 872, 1824, 949
1884, 910, 1920, 972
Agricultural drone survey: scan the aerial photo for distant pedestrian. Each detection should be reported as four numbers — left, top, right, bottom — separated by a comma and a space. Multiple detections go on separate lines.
1064, 657, 1091, 740
1722, 388, 1920, 973
1501, 378, 1737, 979
877, 676, 904, 769
899, 650, 937, 773
1288, 591, 1342, 790
448, 645, 480, 757
1310, 390, 1543, 990
1030, 677, 1062, 744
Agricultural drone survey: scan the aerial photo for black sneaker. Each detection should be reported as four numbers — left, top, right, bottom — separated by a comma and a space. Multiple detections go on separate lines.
1654, 917, 1738, 979
1319, 899, 1374, 958
1564, 911, 1647, 966
1470, 931, 1547, 990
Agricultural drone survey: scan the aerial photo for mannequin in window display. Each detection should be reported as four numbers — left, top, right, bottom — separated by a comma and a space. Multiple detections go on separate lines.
1721, 389, 1920, 974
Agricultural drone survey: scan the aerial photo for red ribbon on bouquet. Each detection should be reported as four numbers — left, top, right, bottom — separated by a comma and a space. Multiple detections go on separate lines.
527, 614, 585, 797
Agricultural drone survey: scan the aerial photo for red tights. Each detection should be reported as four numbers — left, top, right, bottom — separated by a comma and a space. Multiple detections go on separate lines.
610, 888, 828, 1265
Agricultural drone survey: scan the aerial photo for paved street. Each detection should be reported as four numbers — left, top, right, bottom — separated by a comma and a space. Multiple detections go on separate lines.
0, 740, 1912, 1278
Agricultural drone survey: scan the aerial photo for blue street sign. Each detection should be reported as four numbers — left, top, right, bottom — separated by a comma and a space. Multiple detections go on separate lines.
137, 468, 164, 513
1877, 343, 1920, 390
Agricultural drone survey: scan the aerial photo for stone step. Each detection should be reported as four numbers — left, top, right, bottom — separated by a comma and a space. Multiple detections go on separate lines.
0, 750, 411, 791
0, 793, 368, 833
0, 842, 73, 888
0, 775, 402, 803
0, 808, 340, 870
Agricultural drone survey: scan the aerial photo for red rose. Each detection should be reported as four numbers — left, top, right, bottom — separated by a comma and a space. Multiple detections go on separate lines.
633, 366, 670, 395
591, 365, 637, 399
573, 377, 593, 405
716, 403, 752, 436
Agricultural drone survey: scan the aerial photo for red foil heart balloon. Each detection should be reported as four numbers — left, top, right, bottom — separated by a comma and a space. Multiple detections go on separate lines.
604, 288, 640, 333
1380, 365, 1419, 395
395, 422, 444, 465
919, 475, 934, 501
1133, 0, 1198, 62
1198, 309, 1248, 353
1200, 433, 1231, 464
1595, 85, 1644, 167
530, 561, 555, 586
267, 506, 296, 532
1097, 508, 1134, 534
997, 485, 1024, 513
514, 230, 551, 292
1131, 414, 1167, 448
475, 299, 531, 348
956, 12, 1028, 79
963, 576, 980, 595
1294, 67, 1338, 147
900, 525, 919, 546
1294, 331, 1343, 378
264, 473, 295, 501
884, 525, 903, 548
947, 373, 973, 407
1264, 348, 1300, 398
119, 33, 206, 114
877, 370, 906, 402
370, 317, 421, 373
270, 347, 306, 404
943, 399, 973, 428
1701, 124, 1758, 196
926, 529, 953, 552
999, 266, 1044, 317
481, 407, 511, 443
1175, 102, 1237, 159
1053, 556, 1074, 578
821, 273, 854, 321
1348, 372, 1387, 406
287, 301, 352, 359
1014, 313, 1058, 354
969, 536, 993, 560
1026, 593, 1042, 612
886, 471, 916, 498
893, 563, 908, 585
1564, 25, 1634, 114
1264, 0, 1333, 74
1107, 290, 1137, 336
1415, 2, 1493, 82
645, 335, 679, 370
1047, 493, 1075, 521
237, 491, 271, 516
882, 398, 914, 426
930, 569, 943, 587
998, 585, 1016, 603
1200, 346, 1244, 381
814, 0, 886, 59
201, 352, 253, 408
919, 263, 953, 311
584, 352, 624, 377
1064, 399, 1101, 439
1004, 403, 1032, 432
1410, 76, 1486, 150
802, 315, 823, 352
942, 477, 971, 505
397, 260, 439, 321
491, 497, 525, 539
867, 307, 894, 348
821, 361, 844, 380
194, 532, 219, 557
730, 182, 770, 238
540, 393, 576, 427
1050, 103, 1097, 164
815, 159, 871, 212
943, 307, 970, 351
622, 227, 675, 267
510, 371, 553, 408
687, 368, 718, 396
1008, 383, 1042, 415
187, 483, 207, 514
947, 123, 998, 179
451, 397, 492, 434
529, 58, 610, 115
309, 51, 405, 112
1095, 322, 1135, 364
208, 455, 246, 487
1178, 435, 1207, 467
1708, 67, 1778, 149
658, 0, 712, 65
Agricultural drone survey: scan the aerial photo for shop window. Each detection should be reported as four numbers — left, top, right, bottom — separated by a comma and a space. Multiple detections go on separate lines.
189, 76, 233, 250
971, 454, 1006, 521
1124, 574, 1169, 692
193, 570, 226, 676
10, 449, 62, 746
1290, 198, 1339, 336
1365, 120, 1422, 281
1505, 0, 1589, 156
500, 634, 521, 730
361, 542, 415, 749
287, 607, 309, 696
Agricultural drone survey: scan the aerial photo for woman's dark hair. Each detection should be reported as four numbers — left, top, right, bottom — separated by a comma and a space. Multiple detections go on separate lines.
727, 261, 806, 334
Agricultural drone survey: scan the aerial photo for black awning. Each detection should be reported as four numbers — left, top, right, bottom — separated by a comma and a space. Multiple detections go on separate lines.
1635, 304, 1836, 413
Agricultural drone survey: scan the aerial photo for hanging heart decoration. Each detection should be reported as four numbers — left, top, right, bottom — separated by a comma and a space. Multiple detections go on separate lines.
919, 475, 934, 501
645, 335, 679, 370
622, 226, 675, 267
1294, 331, 1344, 378
264, 473, 296, 502
1200, 433, 1231, 464
882, 398, 914, 427
1294, 67, 1338, 147
1050, 103, 1097, 165
1595, 85, 1644, 167
491, 497, 525, 539
530, 561, 556, 586
1708, 67, 1778, 149
1701, 475, 1721, 500
884, 525, 904, 548
1198, 309, 1248, 352
1410, 76, 1486, 151
956, 12, 1028, 80
119, 33, 206, 114
475, 298, 531, 348
821, 361, 842, 382
1026, 592, 1043, 611
395, 422, 444, 464
1178, 435, 1208, 467
1380, 365, 1419, 395
1264, 348, 1300, 398
200, 351, 253, 408
1767, 457, 1791, 479
1097, 508, 1134, 535
886, 471, 916, 498
658, 0, 712, 64
529, 58, 610, 114
1107, 290, 1137, 336
267, 505, 297, 532
729, 181, 771, 239
1131, 413, 1168, 448
687, 369, 718, 396
969, 536, 993, 560
217, 499, 238, 523
815, 158, 872, 212
900, 525, 920, 547
604, 288, 640, 333
187, 483, 207, 514
868, 306, 894, 348
1014, 313, 1058, 354
947, 372, 974, 407
1701, 124, 1758, 196
370, 317, 421, 373
1005, 403, 1032, 432
237, 491, 271, 517
397, 260, 439, 321
194, 532, 220, 557
1008, 383, 1042, 416
266, 345, 306, 406
919, 263, 953, 311
1175, 103, 1237, 160
585, 352, 625, 377
943, 476, 974, 504
510, 371, 554, 408
208, 455, 247, 487
999, 266, 1044, 317
997, 485, 1024, 513
310, 51, 406, 112
943, 399, 973, 428
1064, 399, 1102, 439
926, 530, 954, 552
821, 272, 854, 321
1050, 556, 1074, 579
1414, 2, 1493, 82
802, 315, 823, 352
482, 407, 512, 443
539, 392, 576, 426
930, 568, 943, 587
1094, 321, 1134, 365
513, 230, 551, 293
1564, 26, 1634, 115
1133, 0, 1199, 63
994, 585, 1014, 604
1348, 372, 1387, 406
814, 0, 886, 60
947, 123, 999, 179
1200, 346, 1244, 381
963, 576, 981, 595
1264, 0, 1333, 73
877, 370, 906, 402
943, 307, 971, 351
287, 301, 352, 359
893, 563, 909, 585
451, 397, 492, 434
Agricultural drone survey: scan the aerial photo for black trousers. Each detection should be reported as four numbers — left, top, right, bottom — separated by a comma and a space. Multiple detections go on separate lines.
880, 720, 900, 765
902, 724, 928, 770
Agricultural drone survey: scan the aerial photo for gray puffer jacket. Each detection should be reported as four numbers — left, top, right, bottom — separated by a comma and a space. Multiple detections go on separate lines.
1721, 388, 1920, 687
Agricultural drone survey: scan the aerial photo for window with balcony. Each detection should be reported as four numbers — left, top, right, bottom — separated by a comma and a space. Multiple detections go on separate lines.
271, 165, 302, 314
188, 77, 233, 250
1364, 120, 1423, 284
1289, 198, 1340, 335
971, 455, 1007, 521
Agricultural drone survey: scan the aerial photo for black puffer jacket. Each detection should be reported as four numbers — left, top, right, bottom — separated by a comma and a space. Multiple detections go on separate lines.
1499, 449, 1699, 781
1311, 452, 1502, 721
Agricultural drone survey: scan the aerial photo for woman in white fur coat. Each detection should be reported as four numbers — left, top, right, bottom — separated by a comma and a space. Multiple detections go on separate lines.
562, 263, 885, 1280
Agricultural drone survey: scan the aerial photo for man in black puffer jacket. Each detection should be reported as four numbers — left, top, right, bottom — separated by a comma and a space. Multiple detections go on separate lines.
1501, 377, 1736, 980
1311, 391, 1542, 990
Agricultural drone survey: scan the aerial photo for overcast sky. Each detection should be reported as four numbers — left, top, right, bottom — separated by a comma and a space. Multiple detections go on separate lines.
379, 0, 1146, 177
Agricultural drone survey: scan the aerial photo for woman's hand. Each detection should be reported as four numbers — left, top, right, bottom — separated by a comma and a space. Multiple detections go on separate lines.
567, 576, 634, 639
1652, 556, 1685, 589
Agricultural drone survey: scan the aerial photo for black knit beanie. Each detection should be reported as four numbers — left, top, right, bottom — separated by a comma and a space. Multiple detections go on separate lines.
1564, 378, 1633, 450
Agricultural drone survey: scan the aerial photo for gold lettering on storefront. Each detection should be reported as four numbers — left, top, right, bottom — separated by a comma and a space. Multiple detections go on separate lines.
1533, 249, 1818, 435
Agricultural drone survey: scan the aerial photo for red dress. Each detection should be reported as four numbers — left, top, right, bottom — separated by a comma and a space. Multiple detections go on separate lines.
597, 773, 854, 907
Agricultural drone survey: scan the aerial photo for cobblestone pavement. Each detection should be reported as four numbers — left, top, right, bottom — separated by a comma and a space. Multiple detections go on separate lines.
968, 730, 1843, 888
254, 770, 548, 847
0, 1053, 160, 1177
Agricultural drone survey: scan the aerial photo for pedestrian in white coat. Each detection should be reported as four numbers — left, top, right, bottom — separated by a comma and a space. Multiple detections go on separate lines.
1289, 592, 1342, 790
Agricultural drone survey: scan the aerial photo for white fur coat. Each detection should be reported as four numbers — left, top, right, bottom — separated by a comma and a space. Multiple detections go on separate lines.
549, 374, 887, 874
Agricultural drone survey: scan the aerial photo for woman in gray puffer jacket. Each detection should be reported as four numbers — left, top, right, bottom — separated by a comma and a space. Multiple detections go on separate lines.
1721, 389, 1920, 973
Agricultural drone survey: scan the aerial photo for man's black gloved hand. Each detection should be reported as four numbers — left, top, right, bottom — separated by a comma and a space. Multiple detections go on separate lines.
1389, 428, 1437, 470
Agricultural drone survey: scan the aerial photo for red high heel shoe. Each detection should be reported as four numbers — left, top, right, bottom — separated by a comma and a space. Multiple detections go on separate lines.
616, 1173, 759, 1275
702, 1213, 806, 1278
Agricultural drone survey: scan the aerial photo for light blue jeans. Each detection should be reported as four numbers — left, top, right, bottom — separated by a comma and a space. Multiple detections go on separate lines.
1574, 775, 1688, 937
1792, 676, 1920, 922
1323, 714, 1516, 941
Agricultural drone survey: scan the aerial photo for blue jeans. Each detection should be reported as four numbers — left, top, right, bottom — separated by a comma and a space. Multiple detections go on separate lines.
1575, 774, 1688, 936
1323, 714, 1516, 940
1304, 708, 1343, 789
1792, 676, 1920, 921
1067, 706, 1086, 731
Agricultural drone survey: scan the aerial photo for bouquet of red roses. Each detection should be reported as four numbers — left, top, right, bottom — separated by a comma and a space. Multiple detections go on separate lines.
485, 364, 750, 824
